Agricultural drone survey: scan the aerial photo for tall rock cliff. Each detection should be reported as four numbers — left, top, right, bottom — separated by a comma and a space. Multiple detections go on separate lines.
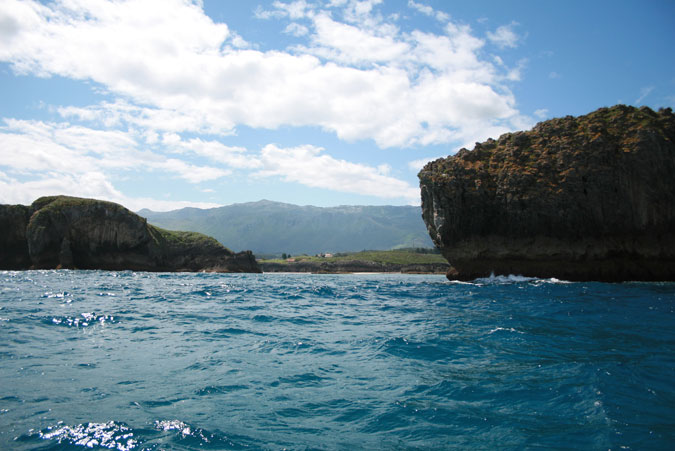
419, 105, 675, 281
0, 204, 31, 269
0, 196, 261, 273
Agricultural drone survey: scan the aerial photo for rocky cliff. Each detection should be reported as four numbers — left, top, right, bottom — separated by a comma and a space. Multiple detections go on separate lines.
0, 204, 31, 269
419, 105, 675, 281
0, 196, 261, 273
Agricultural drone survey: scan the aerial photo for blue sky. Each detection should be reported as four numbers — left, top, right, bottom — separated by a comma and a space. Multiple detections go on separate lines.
1, 0, 673, 211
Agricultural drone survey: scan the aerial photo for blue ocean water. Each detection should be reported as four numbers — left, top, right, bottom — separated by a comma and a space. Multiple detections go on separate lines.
0, 271, 673, 450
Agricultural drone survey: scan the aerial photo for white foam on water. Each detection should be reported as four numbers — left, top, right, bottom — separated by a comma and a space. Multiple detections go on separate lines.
488, 327, 524, 335
38, 421, 137, 450
473, 273, 571, 285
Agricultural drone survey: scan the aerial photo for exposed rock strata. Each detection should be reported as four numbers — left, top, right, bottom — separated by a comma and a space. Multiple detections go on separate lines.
0, 196, 261, 273
419, 105, 675, 281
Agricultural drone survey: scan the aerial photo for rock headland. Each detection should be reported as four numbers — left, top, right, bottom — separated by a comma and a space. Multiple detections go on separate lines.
0, 195, 261, 273
419, 105, 675, 281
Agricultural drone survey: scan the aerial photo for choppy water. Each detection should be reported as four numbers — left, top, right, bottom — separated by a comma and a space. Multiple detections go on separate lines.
0, 271, 674, 450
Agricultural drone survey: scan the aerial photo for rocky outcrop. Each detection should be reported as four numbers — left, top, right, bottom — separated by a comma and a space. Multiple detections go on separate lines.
419, 105, 675, 281
0, 196, 261, 273
0, 204, 31, 269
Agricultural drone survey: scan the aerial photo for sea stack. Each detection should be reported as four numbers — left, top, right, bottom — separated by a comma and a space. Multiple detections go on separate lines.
418, 105, 675, 281
0, 195, 261, 273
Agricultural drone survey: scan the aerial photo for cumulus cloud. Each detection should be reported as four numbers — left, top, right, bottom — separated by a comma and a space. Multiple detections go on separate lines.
0, 0, 526, 149
0, 0, 534, 207
256, 144, 420, 203
303, 13, 410, 65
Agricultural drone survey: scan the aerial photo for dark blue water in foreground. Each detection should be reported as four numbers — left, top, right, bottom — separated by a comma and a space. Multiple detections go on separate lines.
1, 271, 674, 450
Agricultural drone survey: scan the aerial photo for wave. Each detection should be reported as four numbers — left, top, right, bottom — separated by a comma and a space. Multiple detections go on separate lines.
3, 271, 672, 450
469, 273, 571, 285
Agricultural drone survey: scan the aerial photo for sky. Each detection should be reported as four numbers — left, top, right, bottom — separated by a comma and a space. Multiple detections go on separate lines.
0, 0, 673, 211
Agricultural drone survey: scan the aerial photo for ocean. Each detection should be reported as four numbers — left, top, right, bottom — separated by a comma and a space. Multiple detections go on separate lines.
0, 270, 673, 450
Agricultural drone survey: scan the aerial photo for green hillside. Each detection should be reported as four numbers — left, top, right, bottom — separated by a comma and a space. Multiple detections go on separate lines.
261, 249, 447, 265
139, 200, 433, 255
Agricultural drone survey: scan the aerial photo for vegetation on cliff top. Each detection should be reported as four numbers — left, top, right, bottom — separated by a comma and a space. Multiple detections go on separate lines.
31, 195, 125, 212
424, 105, 674, 183
148, 225, 232, 253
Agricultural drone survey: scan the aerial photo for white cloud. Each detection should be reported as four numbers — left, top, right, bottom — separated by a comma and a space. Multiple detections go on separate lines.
0, 118, 239, 209
408, 157, 439, 171
0, 119, 232, 183
0, 0, 527, 149
534, 108, 549, 119
304, 13, 410, 65
285, 22, 309, 36
408, 0, 449, 22
487, 22, 520, 49
0, 115, 421, 206
505, 58, 527, 81
256, 144, 420, 203
408, 0, 433, 16
160, 159, 231, 183
274, 0, 311, 19
0, 171, 125, 207
172, 137, 262, 169
58, 100, 236, 136
0, 170, 220, 211
635, 86, 655, 104
254, 5, 284, 20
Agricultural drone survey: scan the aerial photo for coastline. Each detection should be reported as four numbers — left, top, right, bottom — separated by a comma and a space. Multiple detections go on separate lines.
259, 260, 449, 275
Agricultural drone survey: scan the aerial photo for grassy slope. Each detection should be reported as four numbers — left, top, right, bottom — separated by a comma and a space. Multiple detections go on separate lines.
148, 225, 229, 250
260, 249, 448, 265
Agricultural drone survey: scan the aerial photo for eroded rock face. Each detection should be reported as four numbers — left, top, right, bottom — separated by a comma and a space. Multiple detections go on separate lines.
27, 197, 151, 269
0, 196, 261, 273
0, 204, 31, 269
418, 105, 675, 281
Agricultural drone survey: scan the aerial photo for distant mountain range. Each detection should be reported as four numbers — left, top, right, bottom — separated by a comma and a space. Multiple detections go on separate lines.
138, 200, 433, 256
